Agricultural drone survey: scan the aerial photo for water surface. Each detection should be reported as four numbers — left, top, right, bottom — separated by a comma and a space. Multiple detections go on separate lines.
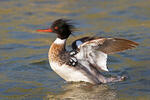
0, 0, 150, 100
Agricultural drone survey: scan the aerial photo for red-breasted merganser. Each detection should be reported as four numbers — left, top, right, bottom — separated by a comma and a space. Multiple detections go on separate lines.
37, 19, 139, 84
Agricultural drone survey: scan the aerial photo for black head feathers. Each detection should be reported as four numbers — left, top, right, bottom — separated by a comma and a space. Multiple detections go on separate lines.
50, 19, 76, 39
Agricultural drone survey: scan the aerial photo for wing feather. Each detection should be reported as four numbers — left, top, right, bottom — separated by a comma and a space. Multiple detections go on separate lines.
97, 38, 139, 54
72, 37, 139, 72
73, 37, 139, 54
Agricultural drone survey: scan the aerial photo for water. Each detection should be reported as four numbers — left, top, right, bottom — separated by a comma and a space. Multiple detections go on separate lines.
0, 0, 150, 100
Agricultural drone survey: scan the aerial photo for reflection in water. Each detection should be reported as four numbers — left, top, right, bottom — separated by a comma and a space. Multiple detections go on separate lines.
46, 82, 117, 100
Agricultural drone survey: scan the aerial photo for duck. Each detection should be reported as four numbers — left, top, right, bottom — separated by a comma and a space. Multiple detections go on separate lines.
37, 19, 139, 84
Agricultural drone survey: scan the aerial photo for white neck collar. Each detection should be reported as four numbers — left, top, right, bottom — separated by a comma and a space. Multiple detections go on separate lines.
54, 38, 66, 44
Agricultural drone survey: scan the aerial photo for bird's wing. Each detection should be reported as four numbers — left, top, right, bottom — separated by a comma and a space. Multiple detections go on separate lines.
72, 37, 139, 72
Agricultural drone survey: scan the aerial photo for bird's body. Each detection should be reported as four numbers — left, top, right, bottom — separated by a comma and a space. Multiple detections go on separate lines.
37, 19, 139, 84
48, 38, 94, 83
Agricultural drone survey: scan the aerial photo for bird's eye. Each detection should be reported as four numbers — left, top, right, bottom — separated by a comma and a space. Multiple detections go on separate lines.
54, 26, 58, 30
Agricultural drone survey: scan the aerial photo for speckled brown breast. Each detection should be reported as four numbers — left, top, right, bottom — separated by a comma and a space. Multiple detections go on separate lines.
48, 43, 67, 65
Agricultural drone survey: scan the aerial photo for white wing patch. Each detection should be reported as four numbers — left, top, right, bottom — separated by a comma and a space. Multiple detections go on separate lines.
93, 51, 108, 71
75, 42, 109, 72
76, 40, 83, 48
79, 38, 105, 48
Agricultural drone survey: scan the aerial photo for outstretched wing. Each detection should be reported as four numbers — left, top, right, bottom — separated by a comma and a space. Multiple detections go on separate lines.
77, 37, 139, 54
72, 37, 139, 72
